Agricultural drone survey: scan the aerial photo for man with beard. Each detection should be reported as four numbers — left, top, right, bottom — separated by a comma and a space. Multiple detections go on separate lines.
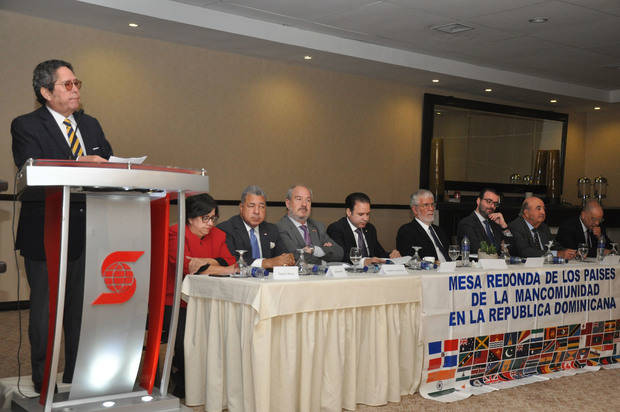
277, 184, 343, 264
457, 188, 512, 253
396, 189, 451, 262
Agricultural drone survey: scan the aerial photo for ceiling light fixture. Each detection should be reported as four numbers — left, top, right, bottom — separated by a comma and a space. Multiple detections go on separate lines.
594, 106, 601, 110
528, 17, 548, 23
484, 88, 492, 92
128, 23, 139, 28
432, 23, 474, 34
432, 79, 439, 83
304, 55, 312, 60
550, 99, 557, 103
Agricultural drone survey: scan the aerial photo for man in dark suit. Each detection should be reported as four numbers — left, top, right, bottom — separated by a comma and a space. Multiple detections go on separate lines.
327, 192, 400, 265
396, 189, 451, 261
457, 188, 512, 253
508, 196, 575, 259
276, 185, 343, 264
11, 59, 113, 392
218, 185, 294, 268
556, 199, 612, 257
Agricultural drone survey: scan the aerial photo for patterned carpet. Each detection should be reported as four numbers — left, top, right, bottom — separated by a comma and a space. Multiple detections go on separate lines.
1, 309, 618, 411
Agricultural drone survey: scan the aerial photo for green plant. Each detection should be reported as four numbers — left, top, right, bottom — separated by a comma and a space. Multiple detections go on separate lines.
479, 241, 497, 255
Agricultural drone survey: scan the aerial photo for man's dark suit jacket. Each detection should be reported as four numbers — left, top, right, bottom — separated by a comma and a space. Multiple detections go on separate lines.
11, 106, 113, 260
277, 216, 343, 264
508, 216, 553, 258
457, 212, 507, 252
327, 217, 388, 263
217, 214, 286, 264
396, 219, 451, 261
556, 216, 611, 257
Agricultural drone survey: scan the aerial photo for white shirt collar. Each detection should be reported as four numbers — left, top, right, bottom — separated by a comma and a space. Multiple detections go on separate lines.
579, 217, 588, 234
347, 217, 361, 234
474, 210, 487, 224
415, 217, 430, 231
47, 105, 75, 125
242, 219, 257, 234
288, 215, 306, 229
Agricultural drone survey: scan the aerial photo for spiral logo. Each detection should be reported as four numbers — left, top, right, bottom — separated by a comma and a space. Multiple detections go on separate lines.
92, 251, 144, 305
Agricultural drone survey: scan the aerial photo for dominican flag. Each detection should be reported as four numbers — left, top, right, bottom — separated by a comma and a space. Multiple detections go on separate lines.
427, 339, 459, 382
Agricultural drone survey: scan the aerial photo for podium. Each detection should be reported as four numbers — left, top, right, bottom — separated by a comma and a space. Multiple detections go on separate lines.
12, 159, 207, 412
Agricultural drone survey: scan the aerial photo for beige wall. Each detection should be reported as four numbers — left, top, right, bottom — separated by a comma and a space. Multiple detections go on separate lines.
1, 9, 619, 302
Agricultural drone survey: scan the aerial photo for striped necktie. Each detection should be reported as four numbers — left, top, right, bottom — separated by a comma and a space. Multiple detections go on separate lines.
63, 118, 84, 158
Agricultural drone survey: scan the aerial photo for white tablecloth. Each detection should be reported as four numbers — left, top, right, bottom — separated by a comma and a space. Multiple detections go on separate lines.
181, 273, 423, 412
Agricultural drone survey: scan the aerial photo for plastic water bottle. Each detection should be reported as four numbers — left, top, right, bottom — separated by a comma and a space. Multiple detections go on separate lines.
248, 267, 269, 277
310, 265, 329, 274
461, 235, 470, 267
363, 264, 381, 273
597, 237, 606, 262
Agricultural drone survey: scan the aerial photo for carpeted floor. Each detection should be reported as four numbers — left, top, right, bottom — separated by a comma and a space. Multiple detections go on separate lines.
1, 309, 618, 411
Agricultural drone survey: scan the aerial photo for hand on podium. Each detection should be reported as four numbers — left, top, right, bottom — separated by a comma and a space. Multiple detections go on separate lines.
77, 155, 108, 162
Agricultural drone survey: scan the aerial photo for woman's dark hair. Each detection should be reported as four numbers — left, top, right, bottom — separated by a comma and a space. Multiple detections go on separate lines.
186, 193, 218, 223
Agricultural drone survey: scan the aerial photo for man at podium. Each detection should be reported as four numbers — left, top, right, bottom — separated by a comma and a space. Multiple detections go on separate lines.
11, 59, 113, 393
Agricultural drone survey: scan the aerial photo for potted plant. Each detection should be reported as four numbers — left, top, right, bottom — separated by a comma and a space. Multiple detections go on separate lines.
478, 241, 499, 259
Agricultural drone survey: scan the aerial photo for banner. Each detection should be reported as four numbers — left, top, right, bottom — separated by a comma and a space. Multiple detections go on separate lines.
419, 264, 620, 402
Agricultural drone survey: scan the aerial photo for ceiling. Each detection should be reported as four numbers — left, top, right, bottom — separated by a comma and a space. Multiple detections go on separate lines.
4, 0, 620, 109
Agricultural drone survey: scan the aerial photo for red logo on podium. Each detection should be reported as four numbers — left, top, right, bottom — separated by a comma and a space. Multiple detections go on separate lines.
92, 251, 144, 305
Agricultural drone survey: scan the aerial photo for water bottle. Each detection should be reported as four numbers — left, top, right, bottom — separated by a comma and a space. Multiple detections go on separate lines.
461, 235, 470, 267
597, 237, 606, 262
310, 265, 329, 274
248, 267, 269, 277
363, 264, 381, 273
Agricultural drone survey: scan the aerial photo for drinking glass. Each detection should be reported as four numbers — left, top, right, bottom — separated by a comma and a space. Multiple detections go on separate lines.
296, 248, 309, 275
350, 247, 362, 272
543, 241, 554, 264
577, 243, 589, 261
610, 243, 619, 256
408, 246, 422, 269
448, 245, 460, 262
234, 250, 248, 277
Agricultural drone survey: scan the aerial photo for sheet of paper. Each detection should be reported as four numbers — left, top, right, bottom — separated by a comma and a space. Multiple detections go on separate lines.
272, 266, 299, 280
524, 257, 544, 267
479, 259, 508, 269
379, 264, 408, 276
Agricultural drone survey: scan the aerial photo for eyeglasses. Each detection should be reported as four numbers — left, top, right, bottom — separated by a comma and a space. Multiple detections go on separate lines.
416, 202, 436, 209
55, 79, 82, 91
482, 198, 500, 207
200, 215, 218, 224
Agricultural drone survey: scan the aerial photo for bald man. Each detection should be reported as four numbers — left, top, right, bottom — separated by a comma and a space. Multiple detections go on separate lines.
556, 199, 612, 257
508, 196, 576, 259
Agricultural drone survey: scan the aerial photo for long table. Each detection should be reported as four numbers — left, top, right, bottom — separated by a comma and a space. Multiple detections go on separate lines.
181, 273, 423, 412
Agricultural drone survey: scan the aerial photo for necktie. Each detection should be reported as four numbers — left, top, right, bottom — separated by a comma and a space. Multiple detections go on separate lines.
249, 228, 261, 260
429, 226, 449, 260
483, 220, 496, 246
63, 118, 83, 158
300, 224, 312, 246
356, 228, 369, 257
532, 229, 543, 250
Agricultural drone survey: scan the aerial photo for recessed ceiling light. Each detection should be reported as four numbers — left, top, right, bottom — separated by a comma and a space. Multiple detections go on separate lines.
432, 79, 439, 83
594, 106, 601, 110
128, 23, 139, 28
528, 17, 548, 23
550, 99, 557, 103
436, 111, 441, 115
484, 88, 492, 92
303, 55, 312, 60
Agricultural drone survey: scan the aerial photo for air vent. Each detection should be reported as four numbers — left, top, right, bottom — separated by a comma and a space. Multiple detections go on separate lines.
431, 23, 474, 34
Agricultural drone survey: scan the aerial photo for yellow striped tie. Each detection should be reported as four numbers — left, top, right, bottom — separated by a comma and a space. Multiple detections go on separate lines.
63, 118, 84, 158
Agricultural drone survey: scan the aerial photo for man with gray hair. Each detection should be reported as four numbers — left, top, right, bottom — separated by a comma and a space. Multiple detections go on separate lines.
508, 196, 576, 259
556, 199, 612, 257
218, 185, 294, 268
396, 189, 450, 261
277, 184, 343, 264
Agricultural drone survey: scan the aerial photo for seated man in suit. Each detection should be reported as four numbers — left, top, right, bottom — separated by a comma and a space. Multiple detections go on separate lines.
218, 185, 295, 268
457, 188, 512, 253
556, 199, 612, 257
327, 192, 400, 265
277, 185, 343, 264
508, 196, 576, 259
396, 189, 450, 262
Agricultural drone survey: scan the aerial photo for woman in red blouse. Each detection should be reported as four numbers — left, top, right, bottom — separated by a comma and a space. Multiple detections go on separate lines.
165, 193, 235, 398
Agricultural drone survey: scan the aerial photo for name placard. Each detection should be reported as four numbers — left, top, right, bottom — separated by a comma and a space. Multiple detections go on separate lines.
327, 265, 348, 278
273, 266, 300, 280
379, 264, 408, 276
438, 261, 457, 273
479, 259, 508, 270
602, 255, 620, 265
524, 257, 544, 267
